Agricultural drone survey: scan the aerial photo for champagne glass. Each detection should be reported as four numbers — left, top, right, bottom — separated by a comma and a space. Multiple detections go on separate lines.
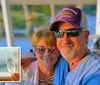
5, 53, 16, 74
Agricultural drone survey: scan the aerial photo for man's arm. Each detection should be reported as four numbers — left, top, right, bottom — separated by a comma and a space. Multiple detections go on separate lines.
21, 57, 37, 69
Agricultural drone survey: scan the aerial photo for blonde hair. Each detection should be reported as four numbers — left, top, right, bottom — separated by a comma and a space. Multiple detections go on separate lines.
32, 28, 56, 47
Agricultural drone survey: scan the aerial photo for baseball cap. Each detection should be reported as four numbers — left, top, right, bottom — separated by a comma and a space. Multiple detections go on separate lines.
50, 7, 88, 31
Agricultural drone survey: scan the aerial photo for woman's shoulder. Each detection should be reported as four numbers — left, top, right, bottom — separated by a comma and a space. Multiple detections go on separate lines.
22, 60, 38, 80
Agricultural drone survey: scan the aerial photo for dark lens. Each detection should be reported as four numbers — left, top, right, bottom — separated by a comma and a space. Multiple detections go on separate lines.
67, 31, 80, 37
36, 47, 45, 54
49, 48, 56, 54
65, 29, 83, 37
54, 32, 64, 38
55, 29, 59, 32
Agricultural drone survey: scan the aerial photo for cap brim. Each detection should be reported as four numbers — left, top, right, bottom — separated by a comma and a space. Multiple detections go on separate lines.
50, 20, 82, 31
49, 20, 66, 31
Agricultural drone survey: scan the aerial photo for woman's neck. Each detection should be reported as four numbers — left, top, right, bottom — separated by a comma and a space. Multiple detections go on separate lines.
38, 63, 54, 80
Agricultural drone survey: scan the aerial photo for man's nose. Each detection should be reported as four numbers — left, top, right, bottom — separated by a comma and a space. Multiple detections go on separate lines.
62, 33, 70, 44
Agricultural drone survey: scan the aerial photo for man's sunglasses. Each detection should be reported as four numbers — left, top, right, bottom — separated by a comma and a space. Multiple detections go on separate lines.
54, 29, 86, 38
35, 46, 58, 54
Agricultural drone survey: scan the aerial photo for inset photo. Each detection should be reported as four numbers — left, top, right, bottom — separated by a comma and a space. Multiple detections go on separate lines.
0, 47, 21, 82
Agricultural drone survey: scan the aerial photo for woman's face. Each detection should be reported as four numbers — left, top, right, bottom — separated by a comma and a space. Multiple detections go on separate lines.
34, 39, 59, 69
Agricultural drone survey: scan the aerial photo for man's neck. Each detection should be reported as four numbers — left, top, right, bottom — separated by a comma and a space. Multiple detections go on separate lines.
68, 56, 84, 71
68, 50, 89, 71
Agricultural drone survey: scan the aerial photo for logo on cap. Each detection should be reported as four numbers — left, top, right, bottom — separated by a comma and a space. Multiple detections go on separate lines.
58, 11, 73, 19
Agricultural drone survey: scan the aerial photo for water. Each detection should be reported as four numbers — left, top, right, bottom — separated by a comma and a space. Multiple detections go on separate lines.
0, 38, 33, 52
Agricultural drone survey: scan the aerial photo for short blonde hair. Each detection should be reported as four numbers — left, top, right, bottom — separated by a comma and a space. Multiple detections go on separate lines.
32, 28, 56, 47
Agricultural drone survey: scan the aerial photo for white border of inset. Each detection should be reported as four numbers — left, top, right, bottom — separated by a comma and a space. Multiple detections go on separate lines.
0, 47, 21, 82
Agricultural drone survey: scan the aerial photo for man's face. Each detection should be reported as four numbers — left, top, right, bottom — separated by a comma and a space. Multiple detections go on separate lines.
56, 22, 89, 61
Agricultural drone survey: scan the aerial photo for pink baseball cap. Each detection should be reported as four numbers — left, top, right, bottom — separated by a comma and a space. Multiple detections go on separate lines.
50, 7, 88, 31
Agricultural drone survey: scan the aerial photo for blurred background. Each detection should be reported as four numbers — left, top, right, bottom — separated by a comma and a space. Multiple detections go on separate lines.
0, 0, 100, 84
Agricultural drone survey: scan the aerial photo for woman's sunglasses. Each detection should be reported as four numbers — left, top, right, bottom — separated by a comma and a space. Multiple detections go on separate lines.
35, 46, 58, 54
54, 29, 86, 38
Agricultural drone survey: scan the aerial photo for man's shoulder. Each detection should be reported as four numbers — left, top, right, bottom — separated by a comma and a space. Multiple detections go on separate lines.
81, 51, 100, 76
88, 51, 100, 66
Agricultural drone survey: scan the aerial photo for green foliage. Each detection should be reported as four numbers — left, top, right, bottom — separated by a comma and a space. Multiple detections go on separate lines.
11, 5, 23, 11
11, 9, 25, 29
12, 15, 25, 29
32, 16, 49, 27
82, 5, 96, 15
29, 5, 51, 16
42, 5, 51, 16
29, 5, 43, 12
0, 5, 96, 30
55, 5, 75, 14
10, 5, 51, 29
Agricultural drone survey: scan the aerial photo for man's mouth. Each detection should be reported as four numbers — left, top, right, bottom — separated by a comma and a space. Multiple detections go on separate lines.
61, 44, 74, 47
42, 57, 54, 60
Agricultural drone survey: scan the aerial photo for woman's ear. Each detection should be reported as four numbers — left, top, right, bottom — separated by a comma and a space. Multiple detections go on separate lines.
33, 49, 36, 56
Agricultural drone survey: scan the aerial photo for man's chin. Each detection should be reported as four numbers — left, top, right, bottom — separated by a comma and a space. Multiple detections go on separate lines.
60, 48, 76, 60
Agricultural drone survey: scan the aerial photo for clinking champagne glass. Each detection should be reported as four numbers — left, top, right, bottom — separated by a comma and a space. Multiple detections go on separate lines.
5, 53, 16, 76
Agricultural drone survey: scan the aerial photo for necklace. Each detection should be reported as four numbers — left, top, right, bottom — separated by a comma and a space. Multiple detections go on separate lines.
39, 76, 53, 85
69, 63, 74, 66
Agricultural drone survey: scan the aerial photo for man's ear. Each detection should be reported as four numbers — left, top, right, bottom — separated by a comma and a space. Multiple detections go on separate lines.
85, 30, 90, 44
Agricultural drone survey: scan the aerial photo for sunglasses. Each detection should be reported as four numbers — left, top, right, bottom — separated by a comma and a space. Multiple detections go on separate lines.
54, 29, 85, 38
35, 46, 58, 54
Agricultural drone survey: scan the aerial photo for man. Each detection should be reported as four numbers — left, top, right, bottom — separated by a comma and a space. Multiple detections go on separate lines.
50, 7, 100, 85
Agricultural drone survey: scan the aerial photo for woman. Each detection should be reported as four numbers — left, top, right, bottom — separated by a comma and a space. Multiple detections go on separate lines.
5, 28, 59, 85
29, 28, 59, 85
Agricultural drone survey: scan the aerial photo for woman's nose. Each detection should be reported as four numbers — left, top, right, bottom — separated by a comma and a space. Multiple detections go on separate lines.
43, 49, 51, 56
